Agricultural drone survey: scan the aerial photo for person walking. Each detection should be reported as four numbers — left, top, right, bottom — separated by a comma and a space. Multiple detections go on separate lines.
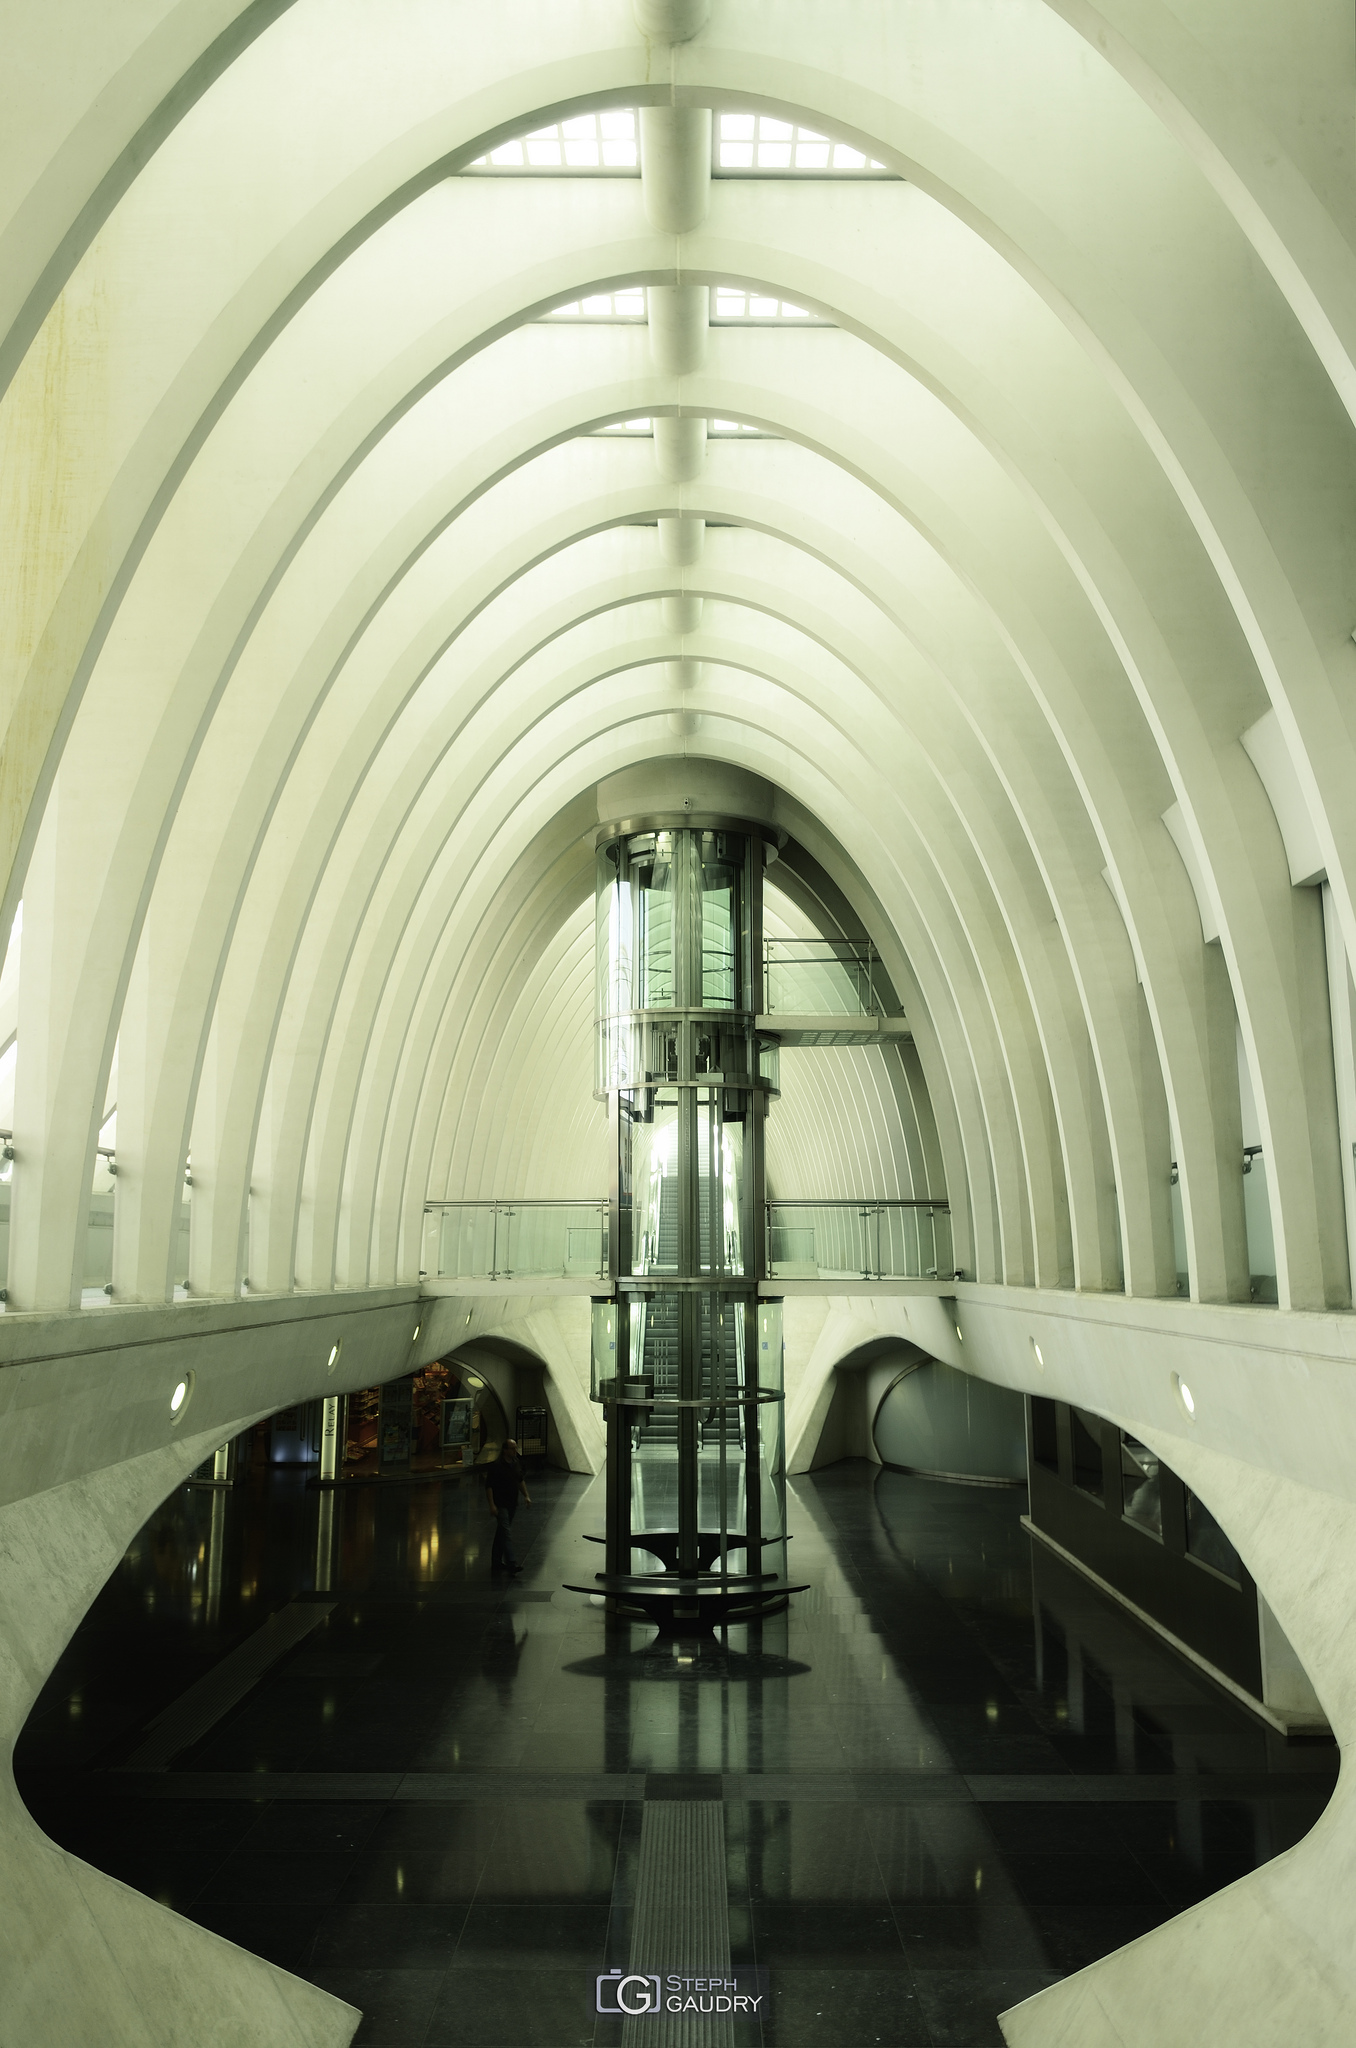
486, 1438, 531, 1576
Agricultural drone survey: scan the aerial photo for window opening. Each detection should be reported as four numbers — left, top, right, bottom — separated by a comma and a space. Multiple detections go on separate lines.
711, 286, 822, 323
1185, 1489, 1242, 1583
714, 113, 890, 174
1030, 1396, 1059, 1474
546, 289, 647, 320
1120, 1433, 1162, 1538
469, 110, 639, 171
465, 108, 896, 178
1070, 1408, 1104, 1500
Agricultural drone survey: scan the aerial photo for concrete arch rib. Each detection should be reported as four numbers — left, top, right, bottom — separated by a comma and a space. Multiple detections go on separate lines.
13, 264, 1335, 1310
53, 356, 1147, 1310
364, 696, 1007, 1294
106, 479, 1138, 1318
2, 14, 1351, 999
4, 10, 1356, 2048
2, 144, 1351, 1302
178, 489, 1147, 1318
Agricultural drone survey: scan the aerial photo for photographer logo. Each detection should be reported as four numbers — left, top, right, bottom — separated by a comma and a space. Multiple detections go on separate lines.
595, 1974, 661, 2017
595, 1968, 769, 2018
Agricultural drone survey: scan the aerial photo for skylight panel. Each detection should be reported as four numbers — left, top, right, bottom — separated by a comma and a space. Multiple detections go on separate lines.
716, 112, 888, 173
711, 287, 822, 323
589, 417, 777, 440
547, 288, 647, 320
467, 107, 890, 177
471, 109, 638, 172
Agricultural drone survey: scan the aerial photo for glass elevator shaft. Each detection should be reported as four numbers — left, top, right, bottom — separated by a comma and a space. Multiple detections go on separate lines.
589, 818, 793, 1622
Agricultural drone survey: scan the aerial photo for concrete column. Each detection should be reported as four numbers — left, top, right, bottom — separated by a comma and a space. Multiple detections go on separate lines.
204, 1486, 226, 1625
659, 514, 704, 566
662, 593, 703, 635
667, 657, 702, 737
314, 1487, 336, 1593
653, 414, 706, 482
648, 285, 708, 375
639, 107, 711, 233
633, 0, 709, 38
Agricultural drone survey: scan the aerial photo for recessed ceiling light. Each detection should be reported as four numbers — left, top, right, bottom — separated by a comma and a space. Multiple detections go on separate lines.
327, 1341, 341, 1373
1174, 1373, 1196, 1418
1031, 1339, 1044, 1369
169, 1371, 195, 1422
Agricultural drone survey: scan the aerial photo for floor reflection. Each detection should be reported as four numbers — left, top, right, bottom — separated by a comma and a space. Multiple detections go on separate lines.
15, 1459, 1337, 2046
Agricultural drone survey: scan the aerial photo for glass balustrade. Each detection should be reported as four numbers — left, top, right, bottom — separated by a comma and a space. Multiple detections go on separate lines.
83, 1146, 116, 1302
423, 1200, 608, 1281
763, 938, 879, 1015
764, 1198, 953, 1279
0, 1130, 11, 1304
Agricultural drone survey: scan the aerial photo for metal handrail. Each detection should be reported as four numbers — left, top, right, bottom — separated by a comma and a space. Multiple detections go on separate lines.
764, 939, 876, 955
765, 1196, 956, 1283
766, 1197, 949, 1211
423, 1197, 606, 1208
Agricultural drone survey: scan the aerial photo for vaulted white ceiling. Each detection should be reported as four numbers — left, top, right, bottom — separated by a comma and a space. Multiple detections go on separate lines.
1, 0, 1353, 1319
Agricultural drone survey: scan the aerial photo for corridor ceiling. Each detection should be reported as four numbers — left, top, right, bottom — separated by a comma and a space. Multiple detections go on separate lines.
1, 0, 1353, 1317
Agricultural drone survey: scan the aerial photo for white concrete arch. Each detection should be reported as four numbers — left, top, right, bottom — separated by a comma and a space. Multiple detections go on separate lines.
10, 180, 1351, 1310
4, 6, 1356, 2042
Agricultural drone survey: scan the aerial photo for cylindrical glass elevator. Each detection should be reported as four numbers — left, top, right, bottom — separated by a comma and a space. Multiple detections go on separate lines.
588, 817, 798, 1626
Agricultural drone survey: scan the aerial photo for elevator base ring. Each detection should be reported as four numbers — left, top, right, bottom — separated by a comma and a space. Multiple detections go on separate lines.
565, 1573, 810, 1634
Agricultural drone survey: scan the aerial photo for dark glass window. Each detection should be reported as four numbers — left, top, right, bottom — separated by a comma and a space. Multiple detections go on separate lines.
1031, 1396, 1059, 1473
1120, 1434, 1162, 1537
1071, 1408, 1104, 1500
1186, 1489, 1242, 1583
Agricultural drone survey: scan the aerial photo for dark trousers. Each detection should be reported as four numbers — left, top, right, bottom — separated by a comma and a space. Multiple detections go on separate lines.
491, 1503, 518, 1570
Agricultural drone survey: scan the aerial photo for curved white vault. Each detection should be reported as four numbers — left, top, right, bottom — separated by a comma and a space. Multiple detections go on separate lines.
2, 1, 1356, 2043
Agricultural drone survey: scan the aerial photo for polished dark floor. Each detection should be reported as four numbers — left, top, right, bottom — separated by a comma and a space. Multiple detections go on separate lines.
17, 1459, 1336, 2046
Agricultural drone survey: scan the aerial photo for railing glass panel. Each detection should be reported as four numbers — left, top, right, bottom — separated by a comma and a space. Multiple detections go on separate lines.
424, 1200, 608, 1281
763, 939, 879, 1016
765, 1199, 953, 1280
84, 1148, 116, 1302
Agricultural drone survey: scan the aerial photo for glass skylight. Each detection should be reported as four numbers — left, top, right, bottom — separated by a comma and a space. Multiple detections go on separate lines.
711, 287, 821, 323
716, 113, 887, 173
547, 289, 647, 319
467, 108, 893, 178
589, 417, 778, 440
471, 110, 638, 171
589, 417, 777, 439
